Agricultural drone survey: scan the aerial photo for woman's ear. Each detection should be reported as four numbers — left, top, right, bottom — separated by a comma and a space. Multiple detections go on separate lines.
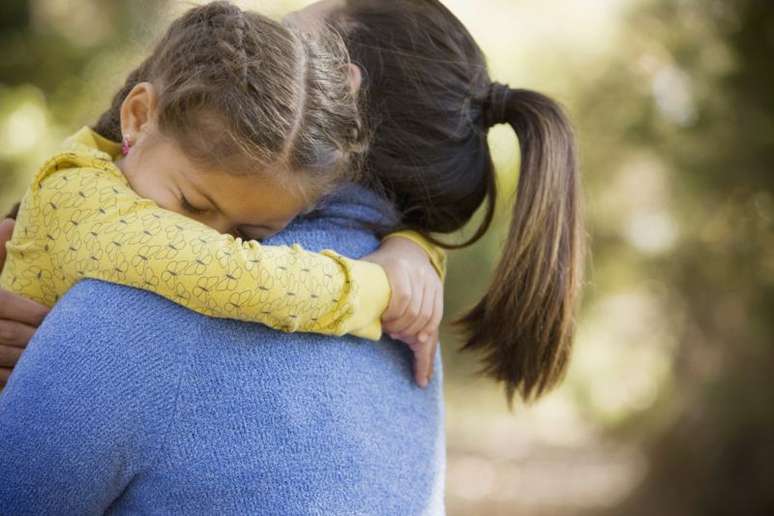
347, 63, 363, 95
119, 82, 158, 145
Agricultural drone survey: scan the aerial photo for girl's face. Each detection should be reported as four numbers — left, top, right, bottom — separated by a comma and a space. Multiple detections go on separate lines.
117, 83, 310, 240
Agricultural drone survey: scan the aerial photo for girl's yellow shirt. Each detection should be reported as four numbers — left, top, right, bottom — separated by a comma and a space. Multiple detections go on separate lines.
0, 127, 446, 340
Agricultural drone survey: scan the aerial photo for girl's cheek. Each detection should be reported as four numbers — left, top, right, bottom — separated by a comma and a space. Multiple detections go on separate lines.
131, 176, 181, 214
122, 144, 181, 210
136, 182, 174, 211
126, 169, 180, 213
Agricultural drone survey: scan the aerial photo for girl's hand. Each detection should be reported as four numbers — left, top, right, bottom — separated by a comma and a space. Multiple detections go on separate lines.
0, 218, 48, 387
363, 236, 444, 388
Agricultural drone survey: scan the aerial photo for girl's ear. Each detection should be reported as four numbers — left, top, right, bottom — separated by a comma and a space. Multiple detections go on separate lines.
347, 63, 363, 95
119, 82, 158, 144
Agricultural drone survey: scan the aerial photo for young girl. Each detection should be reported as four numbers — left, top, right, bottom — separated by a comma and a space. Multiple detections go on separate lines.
0, 2, 445, 384
292, 0, 587, 404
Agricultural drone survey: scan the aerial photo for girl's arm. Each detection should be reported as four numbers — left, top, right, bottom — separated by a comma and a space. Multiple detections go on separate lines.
1, 216, 447, 388
0, 164, 390, 340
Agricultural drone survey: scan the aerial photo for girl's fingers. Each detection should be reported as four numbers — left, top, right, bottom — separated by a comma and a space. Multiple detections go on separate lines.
425, 330, 439, 385
411, 339, 432, 388
418, 286, 444, 344
382, 268, 412, 323
399, 282, 436, 341
387, 277, 425, 337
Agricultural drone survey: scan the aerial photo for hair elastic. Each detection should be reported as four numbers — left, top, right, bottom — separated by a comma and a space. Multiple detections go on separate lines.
483, 82, 511, 128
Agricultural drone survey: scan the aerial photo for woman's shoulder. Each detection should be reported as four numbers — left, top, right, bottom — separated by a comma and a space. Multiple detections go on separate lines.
32, 280, 200, 373
50, 279, 202, 340
0, 278, 191, 496
26, 279, 196, 415
265, 183, 398, 258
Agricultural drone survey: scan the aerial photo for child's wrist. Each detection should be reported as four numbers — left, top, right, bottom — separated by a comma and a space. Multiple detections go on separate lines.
382, 232, 446, 280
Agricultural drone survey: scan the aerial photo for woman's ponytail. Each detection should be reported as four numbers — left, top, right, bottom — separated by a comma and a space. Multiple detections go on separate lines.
458, 85, 586, 404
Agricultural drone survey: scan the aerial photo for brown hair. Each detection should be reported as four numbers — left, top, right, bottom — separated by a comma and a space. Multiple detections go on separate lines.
94, 1, 364, 196
334, 0, 587, 403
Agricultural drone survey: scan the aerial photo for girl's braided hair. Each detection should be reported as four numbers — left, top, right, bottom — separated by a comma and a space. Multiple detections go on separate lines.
95, 1, 365, 195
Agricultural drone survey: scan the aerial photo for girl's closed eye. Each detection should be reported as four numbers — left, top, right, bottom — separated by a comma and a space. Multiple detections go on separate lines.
180, 193, 208, 215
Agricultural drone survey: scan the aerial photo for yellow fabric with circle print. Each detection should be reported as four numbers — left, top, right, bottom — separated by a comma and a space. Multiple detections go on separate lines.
0, 127, 442, 340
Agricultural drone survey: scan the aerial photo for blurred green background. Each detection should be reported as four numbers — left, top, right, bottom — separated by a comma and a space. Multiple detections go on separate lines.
1, 0, 772, 514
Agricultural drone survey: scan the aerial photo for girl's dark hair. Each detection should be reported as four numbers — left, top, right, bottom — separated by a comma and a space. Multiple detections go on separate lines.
95, 1, 364, 196
333, 0, 586, 403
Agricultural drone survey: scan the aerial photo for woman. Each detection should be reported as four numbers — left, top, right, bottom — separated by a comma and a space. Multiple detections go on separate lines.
302, 0, 585, 403
0, 0, 583, 512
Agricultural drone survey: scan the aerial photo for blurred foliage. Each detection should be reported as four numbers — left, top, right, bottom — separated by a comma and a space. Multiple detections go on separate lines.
0, 0, 772, 514
581, 0, 774, 514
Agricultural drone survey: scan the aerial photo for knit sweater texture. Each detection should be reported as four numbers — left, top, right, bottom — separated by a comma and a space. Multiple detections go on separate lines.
0, 184, 446, 515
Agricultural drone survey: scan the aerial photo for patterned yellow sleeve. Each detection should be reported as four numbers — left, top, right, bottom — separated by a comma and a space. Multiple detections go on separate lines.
0, 161, 390, 340
382, 230, 447, 281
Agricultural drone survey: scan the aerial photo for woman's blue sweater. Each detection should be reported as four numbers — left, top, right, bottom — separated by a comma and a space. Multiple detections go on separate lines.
0, 185, 446, 515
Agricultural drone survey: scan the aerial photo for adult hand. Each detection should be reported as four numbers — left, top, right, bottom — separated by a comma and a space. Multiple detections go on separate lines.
0, 218, 49, 387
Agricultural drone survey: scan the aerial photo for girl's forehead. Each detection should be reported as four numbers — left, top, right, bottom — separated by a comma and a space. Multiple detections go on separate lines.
192, 167, 311, 227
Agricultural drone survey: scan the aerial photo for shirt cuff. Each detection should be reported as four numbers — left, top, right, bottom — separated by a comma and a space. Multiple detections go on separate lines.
382, 230, 447, 281
322, 251, 391, 341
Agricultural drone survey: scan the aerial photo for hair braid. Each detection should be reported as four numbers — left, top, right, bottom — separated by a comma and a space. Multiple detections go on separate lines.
90, 1, 364, 201
209, 7, 250, 90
